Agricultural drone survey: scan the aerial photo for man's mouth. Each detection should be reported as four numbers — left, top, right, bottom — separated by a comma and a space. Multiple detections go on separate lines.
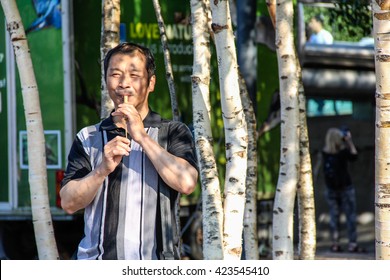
116, 89, 133, 102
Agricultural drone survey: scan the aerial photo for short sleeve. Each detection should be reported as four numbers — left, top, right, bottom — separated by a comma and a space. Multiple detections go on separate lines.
166, 122, 198, 171
61, 136, 93, 187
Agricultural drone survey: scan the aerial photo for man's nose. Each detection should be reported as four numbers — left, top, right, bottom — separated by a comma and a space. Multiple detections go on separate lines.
120, 75, 132, 87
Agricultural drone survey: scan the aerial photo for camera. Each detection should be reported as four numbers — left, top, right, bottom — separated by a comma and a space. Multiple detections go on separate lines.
340, 125, 350, 139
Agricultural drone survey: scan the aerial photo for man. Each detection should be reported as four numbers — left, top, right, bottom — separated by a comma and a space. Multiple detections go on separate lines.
308, 15, 333, 45
60, 42, 198, 260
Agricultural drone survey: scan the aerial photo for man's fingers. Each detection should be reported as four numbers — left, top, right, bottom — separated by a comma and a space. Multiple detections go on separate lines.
113, 104, 141, 122
104, 136, 131, 157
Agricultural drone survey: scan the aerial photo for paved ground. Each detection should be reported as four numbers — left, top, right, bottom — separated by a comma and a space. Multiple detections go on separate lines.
314, 212, 375, 260
256, 211, 376, 260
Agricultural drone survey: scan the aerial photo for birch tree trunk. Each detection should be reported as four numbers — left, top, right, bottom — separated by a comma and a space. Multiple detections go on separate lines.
266, 0, 315, 260
191, 0, 224, 260
152, 0, 180, 121
372, 0, 390, 260
211, 0, 248, 260
100, 0, 120, 119
1, 0, 59, 259
152, 0, 183, 250
297, 66, 316, 260
272, 0, 300, 260
239, 73, 259, 260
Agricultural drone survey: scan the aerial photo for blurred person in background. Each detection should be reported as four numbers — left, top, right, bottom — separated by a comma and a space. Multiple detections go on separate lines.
308, 14, 334, 45
321, 127, 364, 253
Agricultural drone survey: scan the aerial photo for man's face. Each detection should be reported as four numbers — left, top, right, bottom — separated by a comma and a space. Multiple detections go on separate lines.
105, 52, 155, 111
308, 18, 321, 33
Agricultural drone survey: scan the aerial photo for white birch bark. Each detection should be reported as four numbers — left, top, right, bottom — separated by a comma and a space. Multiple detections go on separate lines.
272, 0, 300, 260
211, 0, 248, 260
297, 70, 316, 260
239, 74, 259, 260
191, 0, 224, 260
100, 0, 120, 119
265, 0, 315, 259
152, 0, 180, 121
1, 0, 59, 259
372, 0, 390, 260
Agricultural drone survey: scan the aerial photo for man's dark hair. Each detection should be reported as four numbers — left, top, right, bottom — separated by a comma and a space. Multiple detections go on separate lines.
104, 42, 156, 82
313, 14, 325, 25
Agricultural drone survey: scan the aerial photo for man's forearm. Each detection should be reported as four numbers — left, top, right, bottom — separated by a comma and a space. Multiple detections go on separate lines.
138, 134, 198, 195
60, 167, 107, 214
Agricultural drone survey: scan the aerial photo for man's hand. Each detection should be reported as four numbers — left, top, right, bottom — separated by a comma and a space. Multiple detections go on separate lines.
99, 135, 131, 176
112, 103, 148, 143
60, 134, 130, 214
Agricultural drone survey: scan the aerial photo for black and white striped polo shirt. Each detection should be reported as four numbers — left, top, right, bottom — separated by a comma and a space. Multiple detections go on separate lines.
62, 110, 197, 260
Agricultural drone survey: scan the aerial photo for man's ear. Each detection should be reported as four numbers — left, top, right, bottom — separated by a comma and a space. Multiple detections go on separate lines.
148, 75, 156, 92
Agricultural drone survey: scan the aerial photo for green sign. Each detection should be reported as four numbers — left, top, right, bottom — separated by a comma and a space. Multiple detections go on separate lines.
14, 0, 64, 207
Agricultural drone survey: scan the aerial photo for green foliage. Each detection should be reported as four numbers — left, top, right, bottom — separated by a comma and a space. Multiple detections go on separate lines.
257, 45, 280, 199
329, 0, 372, 41
304, 1, 372, 42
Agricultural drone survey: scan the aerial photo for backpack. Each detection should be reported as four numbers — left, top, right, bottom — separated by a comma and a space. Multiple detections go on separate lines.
323, 153, 342, 189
